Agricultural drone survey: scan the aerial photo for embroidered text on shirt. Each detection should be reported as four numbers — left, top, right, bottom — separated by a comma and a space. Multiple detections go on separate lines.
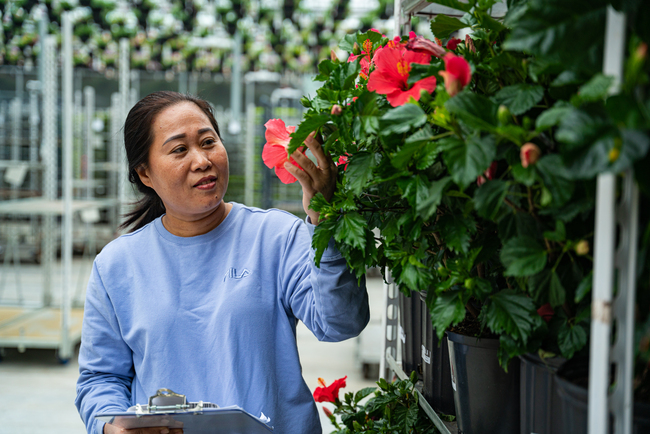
223, 268, 251, 282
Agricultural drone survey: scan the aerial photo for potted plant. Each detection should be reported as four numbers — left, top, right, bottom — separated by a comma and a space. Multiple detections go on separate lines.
313, 374, 442, 433
263, 1, 646, 432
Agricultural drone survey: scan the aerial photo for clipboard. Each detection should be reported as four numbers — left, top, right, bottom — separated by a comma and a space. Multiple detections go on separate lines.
95, 389, 273, 433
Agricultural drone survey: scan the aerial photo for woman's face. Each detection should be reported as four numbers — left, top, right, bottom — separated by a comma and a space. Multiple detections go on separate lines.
136, 101, 229, 223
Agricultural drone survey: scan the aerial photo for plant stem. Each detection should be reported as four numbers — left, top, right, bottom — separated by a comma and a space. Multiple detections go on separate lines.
527, 187, 535, 213
504, 197, 526, 214
466, 302, 479, 319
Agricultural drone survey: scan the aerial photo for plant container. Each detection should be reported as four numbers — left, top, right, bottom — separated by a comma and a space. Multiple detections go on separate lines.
420, 291, 456, 416
520, 352, 565, 434
447, 331, 520, 434
398, 290, 422, 380
555, 357, 650, 434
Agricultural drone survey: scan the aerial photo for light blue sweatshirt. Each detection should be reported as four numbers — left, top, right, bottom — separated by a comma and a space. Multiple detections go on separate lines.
75, 202, 370, 434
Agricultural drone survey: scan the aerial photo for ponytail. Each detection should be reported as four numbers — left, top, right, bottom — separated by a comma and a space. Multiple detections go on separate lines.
119, 192, 165, 232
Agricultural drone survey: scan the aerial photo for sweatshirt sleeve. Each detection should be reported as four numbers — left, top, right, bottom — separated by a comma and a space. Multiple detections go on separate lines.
75, 261, 134, 434
281, 218, 370, 342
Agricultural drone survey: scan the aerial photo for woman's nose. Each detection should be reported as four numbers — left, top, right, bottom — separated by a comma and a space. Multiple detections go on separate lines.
190, 149, 212, 170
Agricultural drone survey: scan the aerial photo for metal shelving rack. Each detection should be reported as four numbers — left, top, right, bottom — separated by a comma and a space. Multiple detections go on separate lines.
383, 2, 642, 434
0, 11, 120, 362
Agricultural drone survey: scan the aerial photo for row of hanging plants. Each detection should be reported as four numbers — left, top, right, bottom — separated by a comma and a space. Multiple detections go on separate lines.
262, 0, 650, 431
0, 0, 403, 74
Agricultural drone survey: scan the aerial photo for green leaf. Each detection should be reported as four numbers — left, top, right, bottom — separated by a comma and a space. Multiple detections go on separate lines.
543, 220, 566, 242
430, 14, 468, 39
312, 217, 336, 267
400, 260, 433, 291
575, 271, 593, 303
576, 73, 615, 102
500, 236, 548, 277
417, 176, 452, 220
555, 108, 611, 152
429, 0, 472, 12
485, 289, 537, 344
535, 155, 574, 208
346, 152, 378, 195
380, 104, 428, 135
494, 84, 545, 116
288, 114, 330, 154
511, 163, 536, 187
430, 291, 466, 340
535, 101, 573, 131
334, 212, 367, 251
445, 92, 499, 133
528, 269, 551, 304
549, 271, 566, 307
558, 322, 587, 359
442, 135, 496, 190
354, 387, 377, 403
437, 214, 476, 254
474, 180, 508, 220
339, 33, 358, 52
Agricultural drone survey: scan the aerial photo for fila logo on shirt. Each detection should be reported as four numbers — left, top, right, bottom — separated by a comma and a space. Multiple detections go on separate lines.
224, 268, 251, 282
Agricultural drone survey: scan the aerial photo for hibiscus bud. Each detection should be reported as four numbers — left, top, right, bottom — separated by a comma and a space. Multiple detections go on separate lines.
634, 42, 648, 63
435, 37, 443, 46
608, 147, 620, 163
476, 175, 487, 187
330, 50, 338, 62
464, 278, 475, 290
352, 42, 361, 55
484, 161, 498, 180
520, 143, 541, 168
446, 38, 461, 51
406, 36, 446, 58
497, 105, 510, 125
465, 34, 476, 53
575, 240, 589, 256
537, 303, 554, 323
322, 406, 333, 418
331, 104, 342, 116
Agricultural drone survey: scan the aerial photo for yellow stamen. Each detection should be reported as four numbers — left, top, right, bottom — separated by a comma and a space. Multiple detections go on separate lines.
397, 59, 410, 77
363, 39, 373, 54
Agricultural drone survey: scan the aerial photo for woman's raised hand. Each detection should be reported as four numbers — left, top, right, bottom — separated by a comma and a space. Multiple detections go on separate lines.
284, 131, 337, 225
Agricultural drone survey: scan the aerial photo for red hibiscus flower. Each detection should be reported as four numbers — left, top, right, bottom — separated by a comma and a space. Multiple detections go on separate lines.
262, 119, 304, 184
337, 154, 349, 170
446, 38, 462, 51
438, 53, 472, 97
476, 161, 498, 186
313, 376, 347, 403
367, 45, 437, 107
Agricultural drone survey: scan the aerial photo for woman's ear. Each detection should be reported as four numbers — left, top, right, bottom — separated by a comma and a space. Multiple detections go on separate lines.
136, 165, 153, 189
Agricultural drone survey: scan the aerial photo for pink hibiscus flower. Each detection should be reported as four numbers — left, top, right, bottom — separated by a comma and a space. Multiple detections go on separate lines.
262, 119, 305, 184
367, 45, 437, 107
438, 52, 471, 97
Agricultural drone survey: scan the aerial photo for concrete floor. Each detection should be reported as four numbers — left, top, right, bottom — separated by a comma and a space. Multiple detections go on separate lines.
0, 260, 384, 434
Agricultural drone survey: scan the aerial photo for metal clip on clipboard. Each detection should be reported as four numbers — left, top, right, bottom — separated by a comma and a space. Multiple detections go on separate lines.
97, 389, 273, 432
131, 389, 220, 416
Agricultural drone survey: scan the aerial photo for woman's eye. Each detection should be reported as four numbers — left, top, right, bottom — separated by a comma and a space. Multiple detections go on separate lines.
203, 139, 215, 147
172, 146, 186, 154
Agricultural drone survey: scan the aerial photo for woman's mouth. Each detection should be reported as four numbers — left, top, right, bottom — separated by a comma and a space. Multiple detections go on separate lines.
194, 176, 217, 190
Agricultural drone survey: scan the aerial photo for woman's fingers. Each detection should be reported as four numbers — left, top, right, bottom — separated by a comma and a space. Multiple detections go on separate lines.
303, 131, 335, 172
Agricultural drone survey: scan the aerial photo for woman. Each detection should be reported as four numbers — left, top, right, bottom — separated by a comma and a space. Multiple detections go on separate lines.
75, 91, 370, 434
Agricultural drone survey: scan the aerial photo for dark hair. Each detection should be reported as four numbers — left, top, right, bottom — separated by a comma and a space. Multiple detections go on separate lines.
120, 91, 222, 232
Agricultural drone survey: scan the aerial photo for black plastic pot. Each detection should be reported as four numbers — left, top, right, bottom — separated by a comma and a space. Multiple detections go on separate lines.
555, 358, 650, 434
447, 331, 520, 434
398, 290, 422, 379
520, 352, 565, 434
420, 291, 456, 416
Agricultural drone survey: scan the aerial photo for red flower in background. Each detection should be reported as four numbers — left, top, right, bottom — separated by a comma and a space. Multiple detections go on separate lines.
262, 119, 305, 184
367, 45, 437, 107
337, 154, 349, 170
313, 376, 347, 403
438, 53, 472, 97
446, 38, 462, 51
476, 161, 498, 186
537, 303, 555, 323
